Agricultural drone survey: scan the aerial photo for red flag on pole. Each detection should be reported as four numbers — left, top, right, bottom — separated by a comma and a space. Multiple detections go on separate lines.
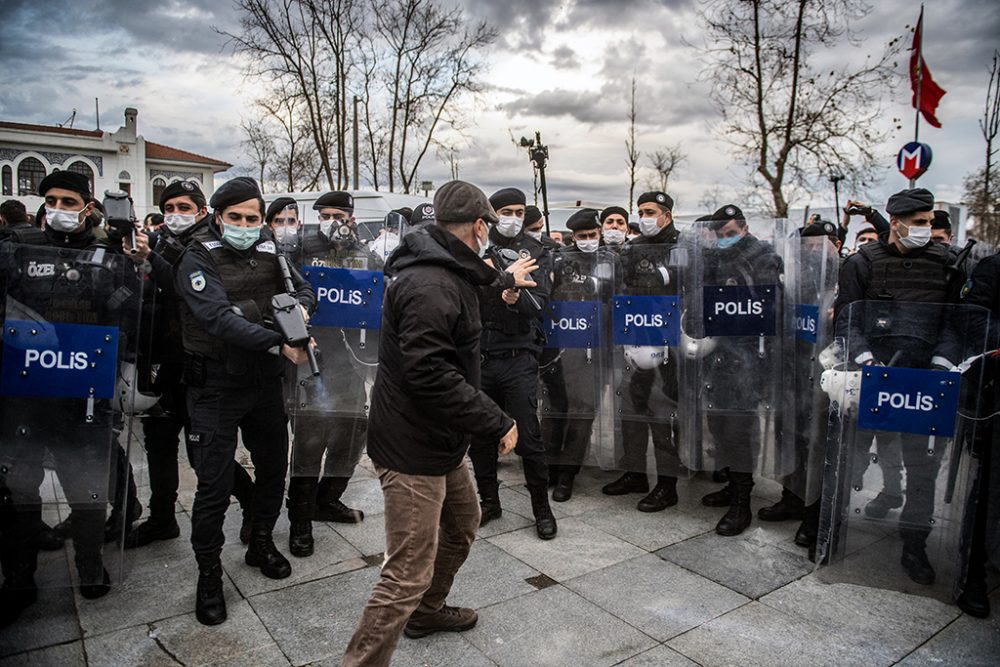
910, 8, 945, 128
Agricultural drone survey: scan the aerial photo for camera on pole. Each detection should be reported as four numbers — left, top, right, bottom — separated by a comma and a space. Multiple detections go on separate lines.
519, 132, 550, 234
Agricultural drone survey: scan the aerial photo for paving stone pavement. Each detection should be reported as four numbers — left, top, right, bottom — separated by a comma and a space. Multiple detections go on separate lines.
2, 454, 997, 667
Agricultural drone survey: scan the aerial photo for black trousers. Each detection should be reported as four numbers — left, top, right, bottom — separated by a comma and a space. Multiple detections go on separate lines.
291, 415, 365, 481
186, 382, 289, 555
469, 353, 547, 490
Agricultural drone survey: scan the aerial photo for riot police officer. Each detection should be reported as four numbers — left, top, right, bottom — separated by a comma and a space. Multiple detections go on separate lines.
600, 206, 629, 251
266, 196, 303, 261
284, 191, 375, 559
469, 187, 556, 539
524, 205, 560, 250
127, 181, 255, 549
175, 177, 315, 625
603, 192, 683, 512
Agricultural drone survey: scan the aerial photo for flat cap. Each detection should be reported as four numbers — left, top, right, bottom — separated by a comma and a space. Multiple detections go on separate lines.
885, 188, 934, 215
38, 170, 91, 201
566, 208, 601, 231
410, 203, 436, 226
524, 205, 543, 226
159, 180, 205, 211
265, 197, 298, 222
488, 187, 526, 211
313, 191, 354, 212
210, 177, 263, 211
931, 209, 951, 230
434, 180, 499, 225
600, 206, 628, 223
637, 191, 673, 210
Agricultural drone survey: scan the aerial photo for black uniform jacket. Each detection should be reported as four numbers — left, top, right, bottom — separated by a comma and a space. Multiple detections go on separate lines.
368, 225, 515, 476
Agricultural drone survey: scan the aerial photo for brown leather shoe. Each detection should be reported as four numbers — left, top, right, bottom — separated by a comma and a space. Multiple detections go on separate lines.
404, 605, 478, 639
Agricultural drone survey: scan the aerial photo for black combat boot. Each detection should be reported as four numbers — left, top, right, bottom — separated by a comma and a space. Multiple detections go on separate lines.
715, 473, 753, 536
125, 515, 180, 550
795, 502, 820, 548
552, 472, 575, 502
478, 481, 502, 527
315, 477, 364, 523
286, 477, 317, 558
0, 562, 38, 628
527, 485, 557, 540
601, 471, 649, 496
245, 523, 292, 579
701, 485, 733, 507
195, 552, 227, 626
637, 476, 679, 512
900, 532, 935, 585
758, 488, 805, 522
76, 553, 111, 599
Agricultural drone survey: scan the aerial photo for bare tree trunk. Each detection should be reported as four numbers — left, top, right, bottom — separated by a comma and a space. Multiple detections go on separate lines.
626, 77, 639, 212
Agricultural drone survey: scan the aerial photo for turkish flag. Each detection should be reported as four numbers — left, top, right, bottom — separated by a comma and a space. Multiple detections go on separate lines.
910, 9, 946, 128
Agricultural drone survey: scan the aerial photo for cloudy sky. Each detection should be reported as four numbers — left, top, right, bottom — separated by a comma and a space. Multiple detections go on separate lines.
1, 0, 997, 216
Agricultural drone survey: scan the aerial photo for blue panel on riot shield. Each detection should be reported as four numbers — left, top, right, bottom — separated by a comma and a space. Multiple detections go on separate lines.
611, 295, 679, 346
543, 301, 602, 349
304, 267, 383, 329
794, 304, 819, 343
1, 320, 119, 399
857, 367, 960, 437
703, 284, 777, 337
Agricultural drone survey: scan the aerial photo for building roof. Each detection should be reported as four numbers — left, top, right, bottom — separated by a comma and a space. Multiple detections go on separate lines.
0, 120, 103, 138
145, 141, 232, 169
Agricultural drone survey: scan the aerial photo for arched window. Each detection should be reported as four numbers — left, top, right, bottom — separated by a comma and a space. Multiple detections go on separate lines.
152, 177, 167, 206
118, 170, 131, 181
17, 157, 46, 196
118, 170, 132, 196
67, 161, 95, 195
1, 166, 11, 196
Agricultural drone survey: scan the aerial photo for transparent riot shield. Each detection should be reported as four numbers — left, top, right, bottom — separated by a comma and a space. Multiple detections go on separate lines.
679, 218, 788, 478
1, 243, 142, 594
367, 211, 410, 262
815, 301, 990, 601
780, 233, 840, 506
289, 235, 385, 513
538, 249, 614, 477
605, 243, 686, 476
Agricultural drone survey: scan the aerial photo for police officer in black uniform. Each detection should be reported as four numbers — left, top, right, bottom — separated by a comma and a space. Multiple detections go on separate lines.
469, 187, 556, 539
175, 177, 315, 626
127, 181, 255, 549
523, 205, 560, 250
603, 192, 683, 512
266, 197, 304, 261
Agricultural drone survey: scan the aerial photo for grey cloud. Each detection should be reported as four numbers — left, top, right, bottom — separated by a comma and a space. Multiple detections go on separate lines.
551, 46, 579, 69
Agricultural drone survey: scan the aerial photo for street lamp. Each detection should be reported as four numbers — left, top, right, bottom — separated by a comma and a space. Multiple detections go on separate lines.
520, 132, 550, 234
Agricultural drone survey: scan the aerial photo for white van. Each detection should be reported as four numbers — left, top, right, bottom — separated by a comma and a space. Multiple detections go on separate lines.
265, 190, 430, 242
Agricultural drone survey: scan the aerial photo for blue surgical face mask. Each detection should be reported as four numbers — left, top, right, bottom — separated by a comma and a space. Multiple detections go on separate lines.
221, 222, 261, 250
716, 235, 741, 249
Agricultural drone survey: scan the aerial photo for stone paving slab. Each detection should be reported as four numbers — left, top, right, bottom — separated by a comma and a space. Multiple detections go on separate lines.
656, 529, 814, 599
308, 633, 495, 667
0, 641, 86, 667
0, 559, 79, 658
576, 502, 715, 552
448, 540, 540, 610
565, 553, 750, 642
613, 644, 699, 666
463, 585, 657, 667
487, 517, 645, 581
897, 589, 1000, 666
331, 512, 387, 557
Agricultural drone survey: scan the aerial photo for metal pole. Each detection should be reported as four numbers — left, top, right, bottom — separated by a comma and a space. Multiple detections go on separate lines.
353, 96, 360, 190
832, 175, 842, 220
910, 5, 925, 187
95, 98, 100, 130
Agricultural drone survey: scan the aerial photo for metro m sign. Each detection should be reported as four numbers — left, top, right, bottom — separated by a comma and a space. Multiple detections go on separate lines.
896, 141, 933, 181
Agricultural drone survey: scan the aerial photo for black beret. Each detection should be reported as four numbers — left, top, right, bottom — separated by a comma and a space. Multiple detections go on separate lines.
799, 221, 837, 239
210, 177, 263, 211
393, 207, 413, 221
524, 205, 543, 226
706, 204, 746, 230
38, 170, 91, 201
855, 226, 877, 238
265, 197, 299, 222
435, 180, 499, 224
931, 209, 951, 231
566, 208, 601, 232
885, 188, 934, 215
159, 180, 206, 211
313, 191, 354, 212
627, 221, 640, 232
410, 203, 436, 225
488, 187, 526, 211
599, 206, 629, 223
637, 191, 673, 210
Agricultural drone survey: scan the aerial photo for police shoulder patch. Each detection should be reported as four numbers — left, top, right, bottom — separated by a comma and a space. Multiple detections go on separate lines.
256, 240, 276, 254
189, 270, 206, 292
201, 240, 223, 250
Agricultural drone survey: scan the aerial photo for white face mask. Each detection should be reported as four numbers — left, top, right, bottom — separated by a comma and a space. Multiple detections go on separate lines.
576, 238, 599, 253
525, 229, 543, 242
476, 223, 490, 258
496, 215, 523, 238
898, 223, 931, 249
163, 213, 197, 235
638, 217, 661, 237
274, 226, 298, 244
370, 233, 400, 258
603, 229, 626, 246
46, 206, 85, 233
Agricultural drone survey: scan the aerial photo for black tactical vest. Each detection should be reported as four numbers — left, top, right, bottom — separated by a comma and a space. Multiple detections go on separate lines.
859, 240, 951, 302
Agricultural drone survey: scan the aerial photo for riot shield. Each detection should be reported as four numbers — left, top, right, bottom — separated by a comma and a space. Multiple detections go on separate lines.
0, 243, 142, 594
289, 239, 384, 490
678, 218, 788, 478
780, 233, 840, 506
605, 242, 686, 476
815, 300, 990, 601
367, 211, 410, 262
538, 248, 614, 476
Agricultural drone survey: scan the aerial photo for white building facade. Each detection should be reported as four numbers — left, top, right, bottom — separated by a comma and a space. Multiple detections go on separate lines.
0, 108, 230, 218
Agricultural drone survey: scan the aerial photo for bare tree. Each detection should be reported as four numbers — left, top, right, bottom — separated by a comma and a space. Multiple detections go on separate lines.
240, 114, 276, 192
978, 50, 1000, 234
625, 77, 640, 212
698, 0, 903, 217
964, 167, 1000, 247
257, 84, 322, 191
646, 144, 687, 193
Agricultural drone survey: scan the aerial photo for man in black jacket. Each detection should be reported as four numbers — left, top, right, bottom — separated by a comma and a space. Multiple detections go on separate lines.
342, 180, 534, 667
